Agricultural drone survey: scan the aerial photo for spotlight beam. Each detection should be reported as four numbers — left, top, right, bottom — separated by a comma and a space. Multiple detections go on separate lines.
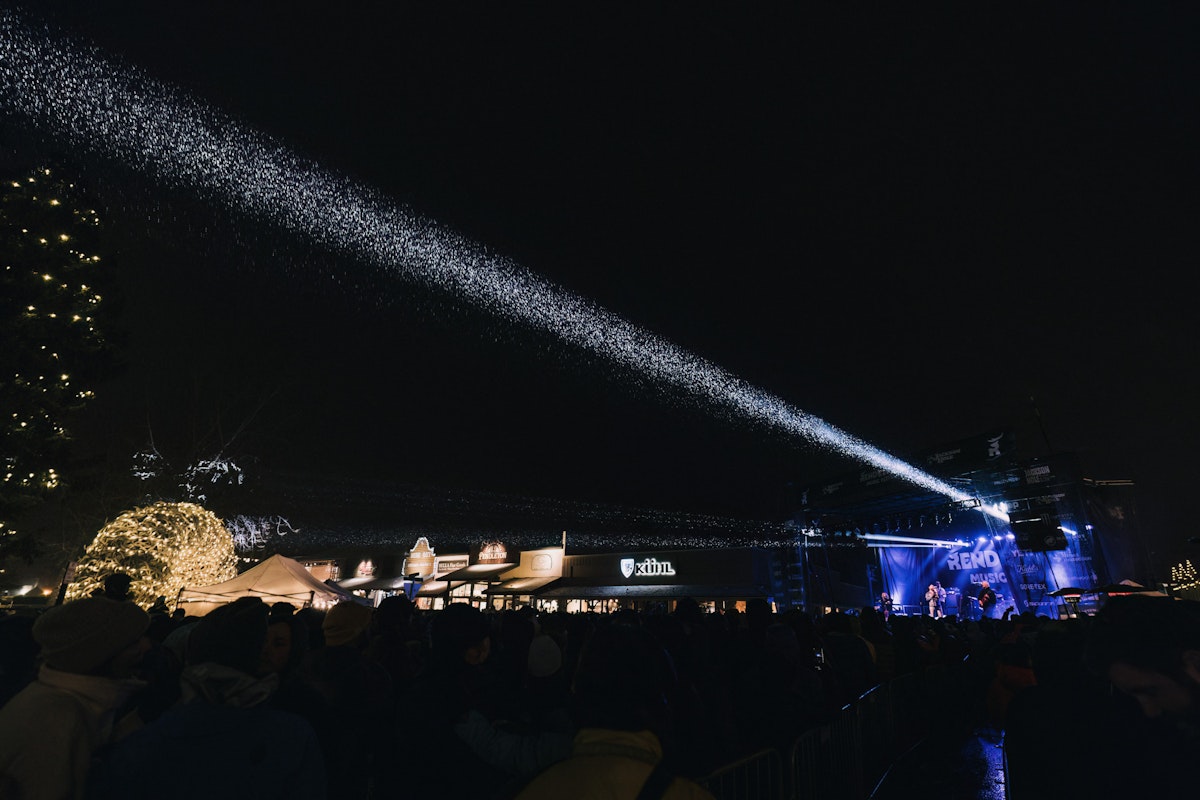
867, 542, 954, 550
865, 533, 958, 548
0, 12, 1005, 518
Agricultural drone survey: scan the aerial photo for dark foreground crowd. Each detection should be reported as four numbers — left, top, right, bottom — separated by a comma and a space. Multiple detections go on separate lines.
2, 575, 1199, 800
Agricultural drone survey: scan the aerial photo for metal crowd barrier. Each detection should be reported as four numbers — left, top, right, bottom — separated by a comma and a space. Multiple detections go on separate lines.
855, 684, 893, 794
700, 661, 967, 800
789, 705, 862, 800
698, 747, 786, 800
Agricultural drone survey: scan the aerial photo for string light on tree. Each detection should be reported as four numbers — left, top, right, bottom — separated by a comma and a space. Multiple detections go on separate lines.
225, 514, 298, 550
66, 501, 238, 608
0, 164, 111, 563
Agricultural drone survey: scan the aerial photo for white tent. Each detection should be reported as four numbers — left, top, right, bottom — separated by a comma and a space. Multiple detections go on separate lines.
177, 553, 361, 616
1117, 579, 1170, 597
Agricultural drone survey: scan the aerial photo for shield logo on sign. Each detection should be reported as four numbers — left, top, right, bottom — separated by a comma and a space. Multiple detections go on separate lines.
620, 558, 635, 579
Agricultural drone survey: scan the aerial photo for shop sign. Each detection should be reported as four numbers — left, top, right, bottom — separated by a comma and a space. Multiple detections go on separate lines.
478, 541, 508, 563
620, 557, 676, 579
436, 557, 469, 574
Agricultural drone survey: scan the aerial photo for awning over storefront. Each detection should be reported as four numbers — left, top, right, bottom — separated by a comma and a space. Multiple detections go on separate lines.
415, 579, 451, 597
337, 576, 380, 591
351, 575, 415, 592
484, 576, 560, 596
534, 579, 772, 600
319, 547, 782, 605
414, 563, 519, 598
438, 563, 518, 584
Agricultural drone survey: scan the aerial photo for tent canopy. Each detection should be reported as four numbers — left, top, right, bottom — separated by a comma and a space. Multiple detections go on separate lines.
178, 553, 360, 615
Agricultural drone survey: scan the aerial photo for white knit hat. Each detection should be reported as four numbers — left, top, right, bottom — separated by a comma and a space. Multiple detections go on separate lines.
527, 633, 562, 678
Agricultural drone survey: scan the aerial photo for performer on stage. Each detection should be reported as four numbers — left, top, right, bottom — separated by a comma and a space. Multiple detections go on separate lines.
879, 591, 893, 622
925, 583, 940, 618
978, 580, 997, 620
935, 581, 947, 618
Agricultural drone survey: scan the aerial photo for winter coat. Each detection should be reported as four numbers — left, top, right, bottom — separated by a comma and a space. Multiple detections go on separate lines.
513, 728, 716, 800
0, 665, 144, 800
85, 663, 325, 800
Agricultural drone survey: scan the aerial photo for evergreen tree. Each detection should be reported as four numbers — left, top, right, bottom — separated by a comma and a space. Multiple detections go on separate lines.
0, 165, 112, 566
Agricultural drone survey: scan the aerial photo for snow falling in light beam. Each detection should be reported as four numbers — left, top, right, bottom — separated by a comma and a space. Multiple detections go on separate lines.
0, 12, 1005, 521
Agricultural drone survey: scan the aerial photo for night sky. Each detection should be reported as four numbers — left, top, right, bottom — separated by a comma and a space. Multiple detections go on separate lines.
3, 3, 1197, 573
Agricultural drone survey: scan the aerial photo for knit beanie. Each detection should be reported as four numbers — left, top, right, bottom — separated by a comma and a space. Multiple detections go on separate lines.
322, 601, 373, 647
186, 596, 269, 674
163, 620, 200, 665
33, 596, 151, 675
527, 633, 563, 678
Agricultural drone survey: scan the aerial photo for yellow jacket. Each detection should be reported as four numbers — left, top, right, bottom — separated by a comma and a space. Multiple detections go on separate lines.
514, 728, 716, 800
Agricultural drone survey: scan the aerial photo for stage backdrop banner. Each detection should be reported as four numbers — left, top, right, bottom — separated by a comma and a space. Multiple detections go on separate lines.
878, 546, 943, 613
882, 539, 1100, 619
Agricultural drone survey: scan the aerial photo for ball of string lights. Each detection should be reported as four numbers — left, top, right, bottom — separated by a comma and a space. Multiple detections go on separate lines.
66, 501, 238, 607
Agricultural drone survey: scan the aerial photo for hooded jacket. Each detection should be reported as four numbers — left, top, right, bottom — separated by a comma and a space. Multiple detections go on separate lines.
514, 728, 715, 800
0, 665, 145, 800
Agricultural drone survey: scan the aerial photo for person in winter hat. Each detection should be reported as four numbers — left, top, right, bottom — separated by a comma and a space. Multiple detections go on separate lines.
0, 596, 151, 800
87, 597, 327, 799
514, 622, 716, 800
304, 601, 392, 799
320, 600, 373, 648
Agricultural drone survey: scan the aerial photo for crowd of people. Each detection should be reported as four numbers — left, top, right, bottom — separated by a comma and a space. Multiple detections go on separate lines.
2, 570, 1199, 799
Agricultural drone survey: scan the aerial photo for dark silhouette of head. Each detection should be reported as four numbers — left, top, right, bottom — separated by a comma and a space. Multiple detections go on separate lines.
430, 603, 492, 666
102, 572, 133, 602
746, 598, 772, 631
186, 596, 269, 675
373, 594, 415, 635
1086, 595, 1200, 728
571, 623, 678, 732
673, 597, 704, 627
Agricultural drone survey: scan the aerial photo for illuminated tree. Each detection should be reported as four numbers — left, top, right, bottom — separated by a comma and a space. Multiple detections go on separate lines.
0, 165, 112, 565
66, 501, 238, 608
224, 514, 298, 551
